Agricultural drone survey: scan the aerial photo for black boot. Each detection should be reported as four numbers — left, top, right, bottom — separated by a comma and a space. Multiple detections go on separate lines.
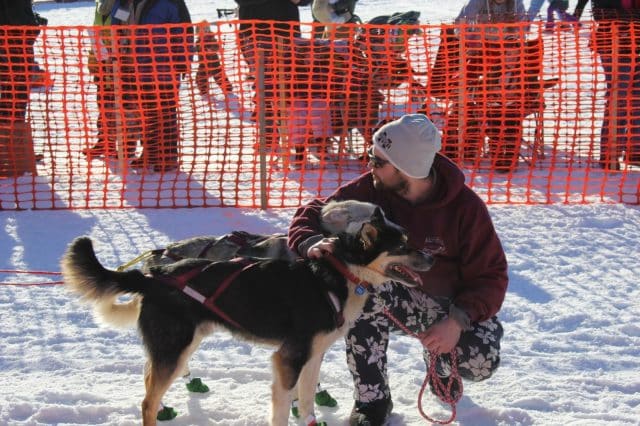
349, 398, 393, 426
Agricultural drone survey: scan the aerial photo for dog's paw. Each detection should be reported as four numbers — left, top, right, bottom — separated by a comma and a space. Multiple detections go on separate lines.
315, 389, 337, 407
185, 377, 210, 393
156, 406, 178, 421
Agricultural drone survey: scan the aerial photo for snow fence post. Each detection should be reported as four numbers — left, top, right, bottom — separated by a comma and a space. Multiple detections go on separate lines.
257, 48, 268, 209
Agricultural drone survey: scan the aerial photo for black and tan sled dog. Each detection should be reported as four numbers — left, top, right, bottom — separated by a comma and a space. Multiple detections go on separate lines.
61, 203, 433, 426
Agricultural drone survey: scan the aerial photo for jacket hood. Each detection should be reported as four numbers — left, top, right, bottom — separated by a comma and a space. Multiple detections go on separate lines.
426, 153, 466, 209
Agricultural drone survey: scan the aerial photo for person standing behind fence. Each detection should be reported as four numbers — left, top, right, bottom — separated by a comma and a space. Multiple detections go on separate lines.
194, 21, 233, 99
234, 0, 310, 151
451, 0, 528, 173
111, 0, 192, 173
528, 0, 546, 20
83, 0, 129, 159
457, 0, 526, 29
574, 0, 590, 19
234, 0, 305, 72
527, 0, 579, 29
0, 0, 49, 176
0, 0, 46, 122
544, 0, 579, 31
579, 0, 640, 169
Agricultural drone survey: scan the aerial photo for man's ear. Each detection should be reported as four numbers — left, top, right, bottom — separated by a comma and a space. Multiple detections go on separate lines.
359, 223, 378, 251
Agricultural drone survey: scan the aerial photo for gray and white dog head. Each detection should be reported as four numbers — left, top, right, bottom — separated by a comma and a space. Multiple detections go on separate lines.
320, 200, 400, 236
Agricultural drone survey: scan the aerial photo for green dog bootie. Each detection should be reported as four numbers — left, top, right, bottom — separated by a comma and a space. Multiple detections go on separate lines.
292, 386, 337, 418
157, 406, 178, 421
315, 389, 337, 407
186, 377, 209, 393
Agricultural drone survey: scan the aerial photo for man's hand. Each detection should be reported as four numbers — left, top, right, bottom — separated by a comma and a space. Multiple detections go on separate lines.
418, 317, 462, 354
307, 237, 338, 259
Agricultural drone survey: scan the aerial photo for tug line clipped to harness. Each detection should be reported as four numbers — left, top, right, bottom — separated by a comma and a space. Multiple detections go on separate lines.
0, 248, 157, 285
0, 249, 162, 285
0, 269, 63, 286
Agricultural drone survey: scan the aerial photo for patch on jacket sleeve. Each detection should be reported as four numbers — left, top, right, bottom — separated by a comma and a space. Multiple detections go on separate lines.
423, 236, 445, 255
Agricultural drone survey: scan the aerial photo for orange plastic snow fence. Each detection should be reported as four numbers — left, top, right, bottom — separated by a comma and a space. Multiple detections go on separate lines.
0, 120, 36, 178
0, 20, 638, 209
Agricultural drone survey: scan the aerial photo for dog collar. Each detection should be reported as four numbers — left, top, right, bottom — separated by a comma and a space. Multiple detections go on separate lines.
324, 253, 372, 295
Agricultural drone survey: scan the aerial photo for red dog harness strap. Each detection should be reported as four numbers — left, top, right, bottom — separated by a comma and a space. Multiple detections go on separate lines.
200, 260, 256, 330
324, 290, 345, 328
154, 259, 256, 330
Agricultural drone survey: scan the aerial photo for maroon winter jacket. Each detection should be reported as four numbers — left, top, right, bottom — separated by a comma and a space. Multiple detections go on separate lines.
288, 153, 508, 323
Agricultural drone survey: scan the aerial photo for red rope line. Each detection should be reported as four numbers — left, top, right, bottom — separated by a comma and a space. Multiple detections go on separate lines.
0, 269, 64, 286
0, 281, 64, 286
383, 308, 462, 425
0, 269, 61, 275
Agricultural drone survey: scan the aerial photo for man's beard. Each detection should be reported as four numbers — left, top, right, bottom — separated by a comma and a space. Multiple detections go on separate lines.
372, 172, 409, 196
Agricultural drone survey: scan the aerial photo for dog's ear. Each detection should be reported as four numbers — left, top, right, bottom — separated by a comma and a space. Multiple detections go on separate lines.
371, 207, 385, 224
321, 206, 351, 234
359, 223, 378, 251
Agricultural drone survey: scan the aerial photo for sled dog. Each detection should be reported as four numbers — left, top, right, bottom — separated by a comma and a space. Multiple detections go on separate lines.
61, 202, 433, 425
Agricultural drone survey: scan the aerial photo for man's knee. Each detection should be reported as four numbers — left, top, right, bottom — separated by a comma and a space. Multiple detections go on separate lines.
458, 353, 501, 382
456, 317, 503, 382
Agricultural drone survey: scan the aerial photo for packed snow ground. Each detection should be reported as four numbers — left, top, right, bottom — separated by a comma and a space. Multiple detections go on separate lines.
1, 1, 639, 425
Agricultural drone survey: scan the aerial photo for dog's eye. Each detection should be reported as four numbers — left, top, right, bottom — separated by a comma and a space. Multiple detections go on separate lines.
394, 242, 410, 253
359, 223, 377, 251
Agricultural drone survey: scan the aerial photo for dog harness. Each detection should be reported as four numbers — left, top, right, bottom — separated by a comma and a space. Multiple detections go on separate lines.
154, 258, 256, 330
324, 289, 345, 328
156, 231, 263, 262
154, 253, 358, 332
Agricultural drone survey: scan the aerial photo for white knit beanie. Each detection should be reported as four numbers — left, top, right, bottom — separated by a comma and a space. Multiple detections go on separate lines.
372, 114, 442, 178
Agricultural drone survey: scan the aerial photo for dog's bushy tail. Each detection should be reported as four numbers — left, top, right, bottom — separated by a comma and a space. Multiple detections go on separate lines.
61, 237, 148, 326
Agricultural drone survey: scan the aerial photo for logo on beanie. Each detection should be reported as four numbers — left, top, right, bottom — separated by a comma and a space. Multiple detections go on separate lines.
376, 130, 393, 150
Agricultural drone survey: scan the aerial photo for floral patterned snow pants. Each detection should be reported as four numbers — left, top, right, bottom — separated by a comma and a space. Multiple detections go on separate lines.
346, 282, 504, 403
